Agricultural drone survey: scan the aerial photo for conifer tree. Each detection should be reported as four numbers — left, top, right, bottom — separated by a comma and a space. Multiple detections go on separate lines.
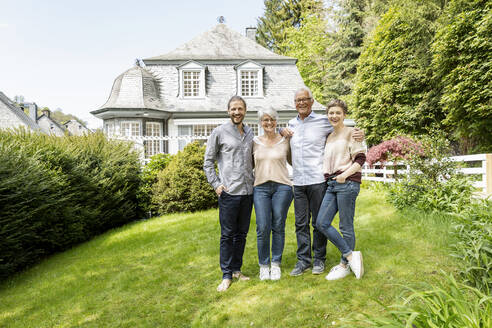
256, 0, 324, 54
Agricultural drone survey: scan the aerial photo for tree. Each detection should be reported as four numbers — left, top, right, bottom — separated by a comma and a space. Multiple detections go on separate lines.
282, 11, 334, 104
49, 108, 88, 126
432, 0, 492, 152
324, 0, 367, 98
352, 1, 444, 145
256, 0, 324, 54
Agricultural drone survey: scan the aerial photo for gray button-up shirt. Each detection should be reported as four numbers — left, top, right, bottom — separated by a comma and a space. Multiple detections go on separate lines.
203, 121, 254, 195
288, 111, 333, 186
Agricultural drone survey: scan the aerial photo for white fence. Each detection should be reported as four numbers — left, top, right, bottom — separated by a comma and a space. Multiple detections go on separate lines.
362, 154, 492, 197
113, 134, 492, 197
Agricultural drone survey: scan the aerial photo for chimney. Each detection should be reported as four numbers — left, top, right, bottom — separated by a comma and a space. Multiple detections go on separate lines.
245, 27, 257, 41
42, 109, 50, 118
29, 103, 38, 122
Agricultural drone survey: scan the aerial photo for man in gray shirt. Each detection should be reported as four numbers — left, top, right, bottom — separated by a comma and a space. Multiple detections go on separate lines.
203, 96, 254, 292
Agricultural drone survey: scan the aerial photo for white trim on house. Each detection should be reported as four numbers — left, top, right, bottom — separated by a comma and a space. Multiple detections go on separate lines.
173, 118, 230, 125
177, 60, 206, 99
105, 122, 115, 137
120, 120, 141, 137
145, 121, 163, 158
235, 60, 264, 98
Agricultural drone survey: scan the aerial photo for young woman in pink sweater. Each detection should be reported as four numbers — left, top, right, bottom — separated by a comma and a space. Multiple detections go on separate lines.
316, 99, 366, 281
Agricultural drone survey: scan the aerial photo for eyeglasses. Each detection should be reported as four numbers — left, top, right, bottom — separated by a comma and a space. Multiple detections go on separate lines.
261, 118, 276, 123
295, 97, 312, 104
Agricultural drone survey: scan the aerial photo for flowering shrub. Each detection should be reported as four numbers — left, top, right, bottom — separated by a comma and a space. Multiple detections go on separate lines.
387, 137, 474, 213
366, 136, 423, 167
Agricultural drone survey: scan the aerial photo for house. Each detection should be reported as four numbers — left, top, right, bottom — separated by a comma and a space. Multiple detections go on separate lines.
64, 119, 92, 136
36, 109, 67, 136
91, 24, 324, 157
0, 91, 41, 132
0, 90, 74, 136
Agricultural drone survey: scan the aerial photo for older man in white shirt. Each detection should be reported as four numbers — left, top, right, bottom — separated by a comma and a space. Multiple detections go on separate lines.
282, 87, 364, 276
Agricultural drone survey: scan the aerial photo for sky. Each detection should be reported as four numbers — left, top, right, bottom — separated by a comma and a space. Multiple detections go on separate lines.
0, 0, 266, 128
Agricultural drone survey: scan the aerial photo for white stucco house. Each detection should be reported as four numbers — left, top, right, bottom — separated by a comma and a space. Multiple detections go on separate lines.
91, 24, 324, 158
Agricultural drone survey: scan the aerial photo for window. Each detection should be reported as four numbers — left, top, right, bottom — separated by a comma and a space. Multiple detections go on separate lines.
178, 125, 192, 151
235, 60, 264, 98
121, 122, 140, 137
105, 123, 114, 136
177, 124, 219, 150
241, 71, 259, 96
248, 123, 259, 136
178, 61, 206, 98
276, 122, 288, 133
145, 122, 162, 158
252, 121, 288, 136
183, 71, 200, 97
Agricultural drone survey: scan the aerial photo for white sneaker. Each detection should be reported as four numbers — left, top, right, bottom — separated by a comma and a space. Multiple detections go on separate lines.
348, 251, 364, 279
270, 264, 281, 280
325, 264, 351, 280
259, 266, 270, 280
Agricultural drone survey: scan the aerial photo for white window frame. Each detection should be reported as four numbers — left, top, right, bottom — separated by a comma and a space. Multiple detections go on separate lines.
235, 60, 264, 98
145, 122, 162, 158
105, 122, 115, 137
120, 121, 141, 137
178, 61, 206, 98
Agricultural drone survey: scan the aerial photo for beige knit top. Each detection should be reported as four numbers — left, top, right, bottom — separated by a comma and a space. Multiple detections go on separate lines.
253, 136, 292, 186
323, 127, 365, 175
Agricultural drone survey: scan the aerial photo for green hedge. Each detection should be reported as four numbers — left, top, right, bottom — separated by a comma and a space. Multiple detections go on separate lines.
0, 129, 142, 279
151, 141, 217, 214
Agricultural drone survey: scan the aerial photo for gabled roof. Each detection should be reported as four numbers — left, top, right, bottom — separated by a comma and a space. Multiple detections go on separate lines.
38, 113, 67, 133
0, 91, 41, 131
144, 24, 295, 62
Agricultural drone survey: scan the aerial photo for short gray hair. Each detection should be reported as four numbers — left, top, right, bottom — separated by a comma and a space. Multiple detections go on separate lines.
257, 108, 279, 121
294, 87, 313, 100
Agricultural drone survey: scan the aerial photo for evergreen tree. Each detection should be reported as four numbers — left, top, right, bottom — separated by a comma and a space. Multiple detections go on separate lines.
256, 0, 324, 54
432, 0, 492, 152
325, 0, 366, 98
352, 1, 445, 145
282, 11, 333, 104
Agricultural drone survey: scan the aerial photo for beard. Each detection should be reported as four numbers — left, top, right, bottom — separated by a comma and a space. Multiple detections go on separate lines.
230, 115, 244, 125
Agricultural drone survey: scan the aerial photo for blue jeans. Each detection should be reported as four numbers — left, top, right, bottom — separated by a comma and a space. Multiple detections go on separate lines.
218, 192, 253, 279
316, 180, 360, 264
253, 182, 293, 266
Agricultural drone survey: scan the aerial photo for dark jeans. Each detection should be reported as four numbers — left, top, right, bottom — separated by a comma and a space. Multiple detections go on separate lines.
293, 182, 328, 267
218, 192, 253, 279
316, 180, 360, 264
253, 182, 294, 266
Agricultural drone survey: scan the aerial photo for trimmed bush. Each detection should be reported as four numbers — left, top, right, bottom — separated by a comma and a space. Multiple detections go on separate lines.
0, 129, 142, 279
138, 153, 173, 215
151, 141, 217, 214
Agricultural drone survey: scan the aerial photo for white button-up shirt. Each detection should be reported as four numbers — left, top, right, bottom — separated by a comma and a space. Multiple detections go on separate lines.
288, 111, 333, 186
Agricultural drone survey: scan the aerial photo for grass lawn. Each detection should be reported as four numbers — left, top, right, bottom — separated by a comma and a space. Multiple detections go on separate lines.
0, 186, 458, 327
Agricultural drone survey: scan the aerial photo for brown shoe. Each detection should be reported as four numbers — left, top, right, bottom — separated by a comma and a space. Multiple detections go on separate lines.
217, 279, 232, 292
232, 271, 250, 281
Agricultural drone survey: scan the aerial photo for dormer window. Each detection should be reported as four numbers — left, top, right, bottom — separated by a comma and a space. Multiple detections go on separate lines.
178, 61, 206, 98
235, 60, 264, 98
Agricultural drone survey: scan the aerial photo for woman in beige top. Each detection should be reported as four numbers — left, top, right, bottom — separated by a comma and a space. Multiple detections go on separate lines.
253, 108, 293, 281
316, 99, 366, 281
